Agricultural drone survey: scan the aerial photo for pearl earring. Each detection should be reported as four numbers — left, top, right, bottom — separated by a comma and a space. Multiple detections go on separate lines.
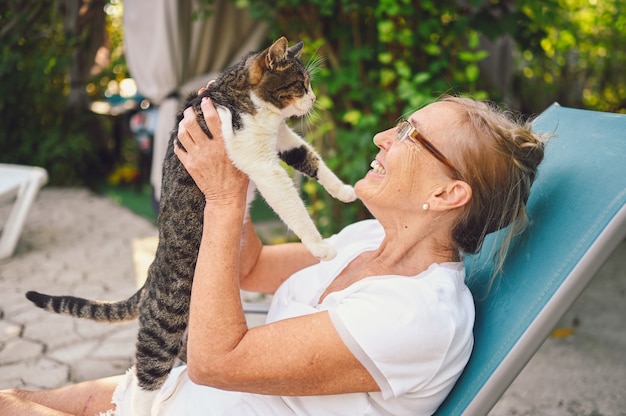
422, 203, 429, 211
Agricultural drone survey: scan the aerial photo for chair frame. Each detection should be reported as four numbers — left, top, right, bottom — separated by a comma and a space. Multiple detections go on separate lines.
0, 164, 48, 259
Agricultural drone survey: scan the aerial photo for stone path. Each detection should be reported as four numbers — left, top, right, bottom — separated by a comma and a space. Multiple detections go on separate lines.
0, 188, 154, 389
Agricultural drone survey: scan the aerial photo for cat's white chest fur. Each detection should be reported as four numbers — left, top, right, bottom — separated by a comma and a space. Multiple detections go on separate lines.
215, 95, 356, 261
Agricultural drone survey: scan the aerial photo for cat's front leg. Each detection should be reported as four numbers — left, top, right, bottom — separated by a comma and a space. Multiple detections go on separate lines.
250, 169, 337, 261
316, 164, 357, 203
276, 124, 357, 203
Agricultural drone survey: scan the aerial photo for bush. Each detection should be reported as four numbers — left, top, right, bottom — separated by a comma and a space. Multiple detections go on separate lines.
0, 2, 103, 186
512, 0, 626, 114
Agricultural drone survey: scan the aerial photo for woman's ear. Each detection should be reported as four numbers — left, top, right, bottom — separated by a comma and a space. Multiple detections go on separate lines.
431, 180, 472, 211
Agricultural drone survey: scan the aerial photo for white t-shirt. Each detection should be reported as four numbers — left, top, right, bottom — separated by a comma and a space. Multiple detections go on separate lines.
112, 220, 474, 416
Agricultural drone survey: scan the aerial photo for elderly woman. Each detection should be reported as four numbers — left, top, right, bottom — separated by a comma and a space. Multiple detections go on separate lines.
0, 95, 545, 415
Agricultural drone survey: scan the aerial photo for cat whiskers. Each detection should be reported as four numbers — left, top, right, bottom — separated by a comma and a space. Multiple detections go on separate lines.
306, 52, 326, 80
304, 101, 322, 125
302, 51, 326, 129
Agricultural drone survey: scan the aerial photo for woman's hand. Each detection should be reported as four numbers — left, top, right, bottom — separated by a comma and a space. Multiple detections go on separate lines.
174, 97, 249, 207
197, 80, 214, 95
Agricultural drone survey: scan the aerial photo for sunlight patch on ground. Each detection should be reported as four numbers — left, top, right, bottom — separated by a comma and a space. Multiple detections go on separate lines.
132, 236, 158, 288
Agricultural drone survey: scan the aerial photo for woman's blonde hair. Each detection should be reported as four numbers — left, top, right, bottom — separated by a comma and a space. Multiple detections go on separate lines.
440, 96, 548, 275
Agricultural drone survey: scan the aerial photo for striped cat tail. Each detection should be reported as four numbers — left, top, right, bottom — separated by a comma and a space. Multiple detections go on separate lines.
25, 288, 142, 322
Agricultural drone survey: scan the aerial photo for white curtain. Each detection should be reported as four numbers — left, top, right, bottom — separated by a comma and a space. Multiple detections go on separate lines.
123, 0, 267, 200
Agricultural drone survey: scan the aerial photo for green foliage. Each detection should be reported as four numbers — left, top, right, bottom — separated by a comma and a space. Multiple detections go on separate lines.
0, 2, 102, 185
513, 0, 626, 113
243, 0, 490, 234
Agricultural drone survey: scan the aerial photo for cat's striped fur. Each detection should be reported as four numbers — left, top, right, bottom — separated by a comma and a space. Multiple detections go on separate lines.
25, 37, 355, 415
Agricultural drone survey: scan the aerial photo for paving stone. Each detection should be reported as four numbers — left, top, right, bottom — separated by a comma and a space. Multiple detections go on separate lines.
104, 284, 142, 302
90, 339, 136, 360
26, 257, 69, 280
48, 268, 84, 289
73, 319, 128, 340
3, 305, 46, 326
0, 362, 31, 389
0, 359, 69, 390
20, 358, 70, 389
0, 320, 22, 343
0, 337, 44, 365
1, 270, 46, 293
107, 324, 139, 343
47, 340, 100, 364
71, 358, 132, 382
62, 280, 107, 300
0, 377, 28, 390
0, 290, 35, 318
84, 268, 136, 293
22, 315, 81, 350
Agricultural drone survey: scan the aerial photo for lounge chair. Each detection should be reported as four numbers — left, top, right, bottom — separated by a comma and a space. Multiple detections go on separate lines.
435, 103, 626, 415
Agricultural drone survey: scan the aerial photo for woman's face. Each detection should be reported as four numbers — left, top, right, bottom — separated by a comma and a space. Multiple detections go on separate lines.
355, 102, 463, 214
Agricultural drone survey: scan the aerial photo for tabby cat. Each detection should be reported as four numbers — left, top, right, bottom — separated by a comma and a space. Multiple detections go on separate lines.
25, 37, 355, 415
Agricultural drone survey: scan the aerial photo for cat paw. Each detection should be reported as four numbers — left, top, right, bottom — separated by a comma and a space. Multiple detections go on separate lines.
307, 242, 337, 261
336, 185, 357, 203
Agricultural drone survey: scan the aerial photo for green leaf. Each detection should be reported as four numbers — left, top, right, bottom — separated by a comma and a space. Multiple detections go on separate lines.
342, 109, 362, 126
316, 95, 334, 110
465, 64, 480, 82
458, 50, 489, 62
378, 52, 393, 64
380, 68, 397, 86
424, 43, 441, 56
413, 72, 431, 84
378, 20, 395, 42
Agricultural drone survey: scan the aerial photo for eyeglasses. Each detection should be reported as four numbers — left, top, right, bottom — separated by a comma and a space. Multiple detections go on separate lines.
396, 119, 462, 178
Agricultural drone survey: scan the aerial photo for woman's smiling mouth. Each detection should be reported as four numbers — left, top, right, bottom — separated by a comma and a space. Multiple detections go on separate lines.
370, 159, 386, 175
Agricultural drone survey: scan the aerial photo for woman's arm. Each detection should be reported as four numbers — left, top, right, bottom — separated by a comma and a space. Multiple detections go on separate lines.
175, 98, 377, 396
189, 203, 377, 395
0, 376, 124, 416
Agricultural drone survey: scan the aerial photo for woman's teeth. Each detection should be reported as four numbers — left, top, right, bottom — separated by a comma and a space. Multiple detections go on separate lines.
370, 160, 386, 175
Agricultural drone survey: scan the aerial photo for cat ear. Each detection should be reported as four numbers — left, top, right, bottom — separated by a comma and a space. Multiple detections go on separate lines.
265, 36, 289, 70
287, 41, 304, 58
248, 37, 291, 85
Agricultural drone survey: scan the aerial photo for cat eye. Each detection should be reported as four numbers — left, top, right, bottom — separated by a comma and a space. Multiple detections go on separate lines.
396, 119, 462, 178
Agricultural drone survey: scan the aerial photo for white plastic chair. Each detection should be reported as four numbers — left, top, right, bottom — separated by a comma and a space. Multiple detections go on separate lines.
0, 164, 48, 259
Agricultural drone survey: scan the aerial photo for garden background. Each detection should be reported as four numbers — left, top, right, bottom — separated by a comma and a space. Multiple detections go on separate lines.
1, 0, 624, 233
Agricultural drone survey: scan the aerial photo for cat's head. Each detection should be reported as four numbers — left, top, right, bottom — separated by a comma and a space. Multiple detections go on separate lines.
247, 37, 315, 118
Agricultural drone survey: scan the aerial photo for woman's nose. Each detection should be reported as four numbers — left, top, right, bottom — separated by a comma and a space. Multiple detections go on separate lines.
373, 128, 395, 150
